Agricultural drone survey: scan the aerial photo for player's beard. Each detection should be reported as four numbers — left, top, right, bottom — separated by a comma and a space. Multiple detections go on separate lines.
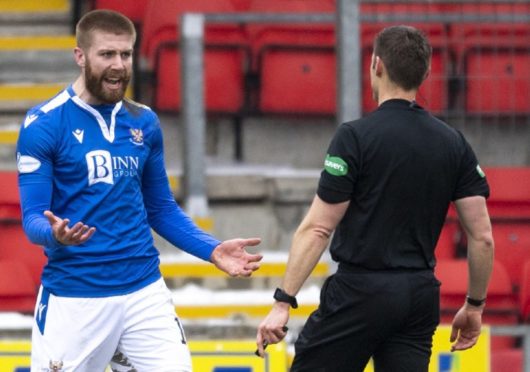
85, 60, 130, 104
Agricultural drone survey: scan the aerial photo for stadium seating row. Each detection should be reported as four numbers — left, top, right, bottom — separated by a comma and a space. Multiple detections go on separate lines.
95, 0, 530, 115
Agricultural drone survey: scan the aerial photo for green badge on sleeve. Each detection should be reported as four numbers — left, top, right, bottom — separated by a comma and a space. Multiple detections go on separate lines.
324, 154, 348, 176
476, 165, 485, 178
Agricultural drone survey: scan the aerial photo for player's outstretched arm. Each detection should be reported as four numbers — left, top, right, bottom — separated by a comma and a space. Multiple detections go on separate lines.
44, 210, 96, 246
210, 238, 262, 277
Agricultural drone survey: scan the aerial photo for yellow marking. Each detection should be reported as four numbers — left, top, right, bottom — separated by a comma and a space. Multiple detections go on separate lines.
0, 84, 132, 101
0, 83, 66, 101
0, 130, 18, 144
168, 175, 180, 192
0, 36, 75, 50
193, 216, 214, 232
175, 304, 318, 318
160, 261, 329, 278
0, 0, 69, 12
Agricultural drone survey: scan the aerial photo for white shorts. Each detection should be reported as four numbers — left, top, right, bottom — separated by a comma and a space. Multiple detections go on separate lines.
31, 278, 192, 372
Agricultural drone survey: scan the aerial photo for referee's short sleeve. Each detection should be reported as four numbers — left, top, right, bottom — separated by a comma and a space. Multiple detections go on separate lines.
453, 133, 490, 201
317, 123, 360, 204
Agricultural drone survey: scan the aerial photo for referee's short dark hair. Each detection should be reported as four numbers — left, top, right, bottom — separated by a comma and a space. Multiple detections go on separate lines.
373, 25, 432, 91
76, 9, 136, 50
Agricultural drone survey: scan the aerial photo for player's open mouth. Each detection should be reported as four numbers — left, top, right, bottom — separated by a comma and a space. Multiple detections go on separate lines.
104, 78, 122, 89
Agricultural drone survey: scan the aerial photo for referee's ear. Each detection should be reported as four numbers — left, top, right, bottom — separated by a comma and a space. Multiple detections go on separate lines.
374, 56, 384, 77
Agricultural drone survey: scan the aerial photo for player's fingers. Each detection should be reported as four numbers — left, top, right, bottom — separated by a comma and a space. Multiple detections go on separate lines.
68, 222, 85, 236
44, 210, 58, 225
238, 269, 253, 277
242, 238, 261, 247
79, 227, 96, 242
58, 218, 70, 231
76, 226, 96, 244
244, 262, 261, 272
246, 253, 263, 263
70, 224, 90, 240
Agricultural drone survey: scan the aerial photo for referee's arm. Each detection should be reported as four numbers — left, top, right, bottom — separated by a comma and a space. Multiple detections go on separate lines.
256, 195, 349, 356
281, 195, 348, 296
450, 195, 494, 351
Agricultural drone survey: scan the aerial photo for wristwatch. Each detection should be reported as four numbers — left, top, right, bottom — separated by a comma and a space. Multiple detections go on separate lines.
274, 288, 298, 309
466, 296, 486, 307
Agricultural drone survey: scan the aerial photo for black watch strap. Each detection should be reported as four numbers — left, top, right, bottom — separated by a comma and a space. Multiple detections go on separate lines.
466, 296, 486, 307
274, 288, 298, 309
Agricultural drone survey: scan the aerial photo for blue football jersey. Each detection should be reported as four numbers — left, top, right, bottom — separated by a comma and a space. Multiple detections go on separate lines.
17, 86, 219, 297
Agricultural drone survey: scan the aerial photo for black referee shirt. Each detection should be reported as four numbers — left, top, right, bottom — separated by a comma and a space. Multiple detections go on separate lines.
317, 99, 489, 270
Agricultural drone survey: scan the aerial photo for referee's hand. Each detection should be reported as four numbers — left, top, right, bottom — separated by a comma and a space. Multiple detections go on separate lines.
256, 302, 290, 357
450, 303, 483, 352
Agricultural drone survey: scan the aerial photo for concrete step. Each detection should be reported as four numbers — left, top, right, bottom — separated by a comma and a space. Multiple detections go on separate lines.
0, 0, 71, 36
0, 35, 77, 83
0, 35, 76, 112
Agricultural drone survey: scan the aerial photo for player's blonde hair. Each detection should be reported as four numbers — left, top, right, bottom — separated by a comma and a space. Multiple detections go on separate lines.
76, 9, 136, 50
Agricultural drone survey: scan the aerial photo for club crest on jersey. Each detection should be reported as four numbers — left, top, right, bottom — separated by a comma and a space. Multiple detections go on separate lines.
129, 128, 144, 145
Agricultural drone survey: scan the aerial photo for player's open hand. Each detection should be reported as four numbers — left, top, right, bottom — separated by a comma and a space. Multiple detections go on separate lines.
210, 238, 262, 277
449, 303, 483, 352
44, 210, 96, 246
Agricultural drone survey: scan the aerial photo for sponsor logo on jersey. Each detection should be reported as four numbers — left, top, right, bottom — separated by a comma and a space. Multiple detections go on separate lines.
129, 128, 144, 145
476, 164, 485, 178
17, 153, 41, 173
72, 129, 84, 144
24, 114, 38, 128
86, 150, 139, 186
324, 154, 348, 176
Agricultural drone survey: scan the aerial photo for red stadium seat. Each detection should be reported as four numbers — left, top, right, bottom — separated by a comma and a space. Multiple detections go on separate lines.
491, 348, 523, 372
0, 224, 46, 287
0, 259, 37, 313
492, 223, 530, 292
140, 0, 249, 113
361, 23, 451, 115
486, 168, 530, 290
93, 0, 148, 24
0, 171, 46, 286
450, 24, 530, 115
486, 167, 530, 218
520, 261, 530, 322
435, 259, 519, 349
435, 221, 461, 260
0, 171, 22, 221
247, 0, 336, 114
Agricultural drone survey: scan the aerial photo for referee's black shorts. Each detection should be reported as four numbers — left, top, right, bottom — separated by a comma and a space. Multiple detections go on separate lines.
291, 264, 441, 372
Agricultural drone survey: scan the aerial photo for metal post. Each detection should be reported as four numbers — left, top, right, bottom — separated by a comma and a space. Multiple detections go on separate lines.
181, 14, 212, 230
336, 0, 362, 125
523, 325, 530, 372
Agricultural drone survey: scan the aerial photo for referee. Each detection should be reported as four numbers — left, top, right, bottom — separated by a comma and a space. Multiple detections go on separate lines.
256, 25, 494, 372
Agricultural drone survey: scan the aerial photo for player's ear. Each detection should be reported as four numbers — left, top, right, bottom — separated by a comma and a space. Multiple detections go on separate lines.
74, 47, 86, 68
